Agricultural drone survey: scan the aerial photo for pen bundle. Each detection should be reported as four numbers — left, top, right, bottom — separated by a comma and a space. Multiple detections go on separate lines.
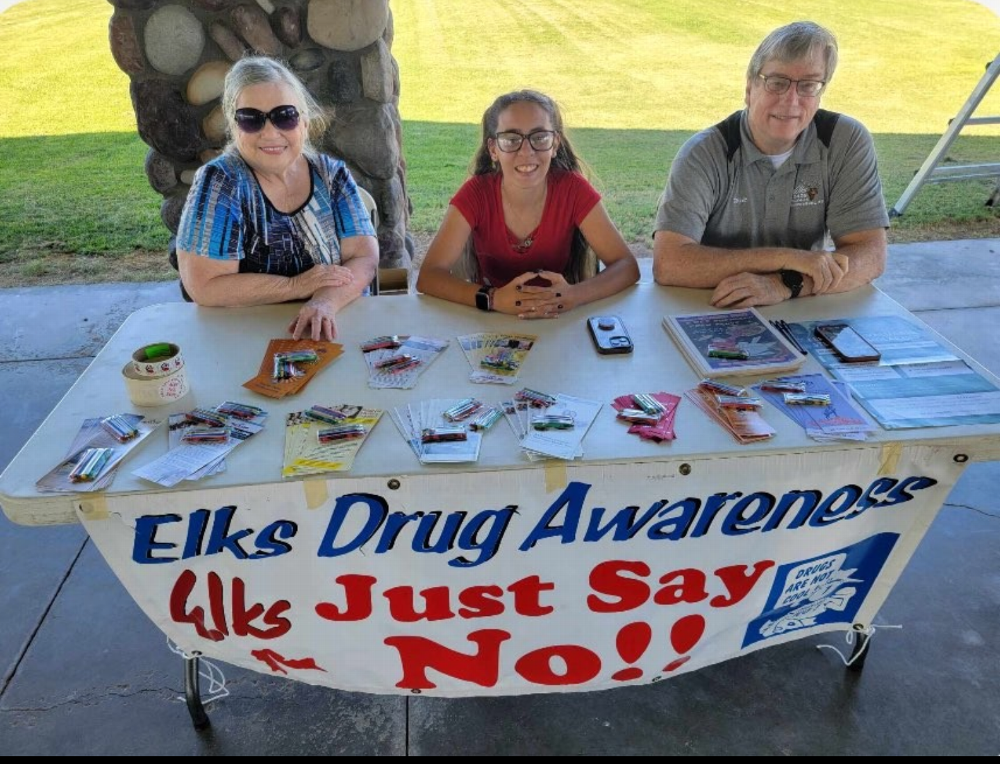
282, 403, 383, 477
458, 332, 538, 385
242, 339, 344, 399
611, 391, 682, 443
685, 378, 776, 444
132, 401, 268, 487
35, 413, 162, 494
361, 334, 450, 389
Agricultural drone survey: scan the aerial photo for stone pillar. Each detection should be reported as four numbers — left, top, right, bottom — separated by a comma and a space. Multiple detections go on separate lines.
107, 0, 412, 270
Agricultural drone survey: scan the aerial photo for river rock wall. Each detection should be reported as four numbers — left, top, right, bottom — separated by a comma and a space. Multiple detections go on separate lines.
107, 0, 412, 270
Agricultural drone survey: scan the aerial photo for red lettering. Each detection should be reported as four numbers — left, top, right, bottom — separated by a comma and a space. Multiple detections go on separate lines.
515, 644, 601, 686
710, 560, 775, 607
508, 575, 555, 616
384, 585, 454, 622
457, 585, 505, 618
315, 574, 377, 621
654, 568, 708, 605
587, 560, 651, 612
385, 629, 511, 689
168, 569, 291, 641
317, 574, 556, 623
170, 570, 225, 641
251, 648, 327, 675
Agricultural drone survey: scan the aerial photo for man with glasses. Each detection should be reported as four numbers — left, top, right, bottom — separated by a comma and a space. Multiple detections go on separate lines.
652, 21, 888, 308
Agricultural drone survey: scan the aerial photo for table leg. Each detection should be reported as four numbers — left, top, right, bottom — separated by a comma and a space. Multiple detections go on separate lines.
184, 653, 212, 730
847, 623, 871, 673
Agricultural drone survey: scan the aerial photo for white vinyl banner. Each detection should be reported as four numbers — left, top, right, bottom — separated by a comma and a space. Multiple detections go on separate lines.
78, 444, 962, 697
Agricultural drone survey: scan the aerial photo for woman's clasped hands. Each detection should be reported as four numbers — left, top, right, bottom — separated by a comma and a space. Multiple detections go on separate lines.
493, 270, 572, 320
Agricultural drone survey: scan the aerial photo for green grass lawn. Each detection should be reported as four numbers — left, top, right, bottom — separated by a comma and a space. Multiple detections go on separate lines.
1, 0, 999, 285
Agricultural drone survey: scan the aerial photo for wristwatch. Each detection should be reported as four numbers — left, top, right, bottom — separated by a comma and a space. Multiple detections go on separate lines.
780, 270, 804, 299
475, 285, 495, 312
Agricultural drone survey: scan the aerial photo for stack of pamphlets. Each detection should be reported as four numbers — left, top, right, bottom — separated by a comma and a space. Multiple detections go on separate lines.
132, 401, 267, 487
753, 373, 875, 441
684, 378, 776, 444
361, 334, 450, 389
458, 332, 538, 384
242, 339, 343, 399
282, 404, 383, 477
662, 308, 806, 378
610, 391, 682, 443
389, 398, 485, 463
501, 388, 602, 460
36, 413, 162, 493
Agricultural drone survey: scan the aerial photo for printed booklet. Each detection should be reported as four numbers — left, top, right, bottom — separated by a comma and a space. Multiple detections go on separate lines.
662, 307, 806, 378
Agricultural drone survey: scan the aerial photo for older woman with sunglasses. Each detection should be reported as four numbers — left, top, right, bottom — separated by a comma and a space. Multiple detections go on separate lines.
415, 90, 639, 319
175, 56, 377, 341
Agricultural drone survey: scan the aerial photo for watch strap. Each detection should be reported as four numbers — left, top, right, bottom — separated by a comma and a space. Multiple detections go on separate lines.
780, 270, 804, 299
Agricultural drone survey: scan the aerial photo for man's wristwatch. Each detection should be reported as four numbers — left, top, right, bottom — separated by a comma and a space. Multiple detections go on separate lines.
780, 270, 804, 299
475, 285, 495, 312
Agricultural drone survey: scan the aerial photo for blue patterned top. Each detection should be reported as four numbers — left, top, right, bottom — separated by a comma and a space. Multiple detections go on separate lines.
176, 152, 376, 278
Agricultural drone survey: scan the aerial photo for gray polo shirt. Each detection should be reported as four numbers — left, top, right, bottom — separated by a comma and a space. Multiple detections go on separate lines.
654, 110, 889, 250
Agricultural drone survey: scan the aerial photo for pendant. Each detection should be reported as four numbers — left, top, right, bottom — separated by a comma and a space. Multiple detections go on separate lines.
513, 236, 533, 254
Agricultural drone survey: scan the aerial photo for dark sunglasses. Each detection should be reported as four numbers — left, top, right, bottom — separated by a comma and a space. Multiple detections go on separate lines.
233, 105, 301, 134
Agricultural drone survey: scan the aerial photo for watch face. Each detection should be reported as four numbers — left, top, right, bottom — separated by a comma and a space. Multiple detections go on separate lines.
476, 288, 490, 311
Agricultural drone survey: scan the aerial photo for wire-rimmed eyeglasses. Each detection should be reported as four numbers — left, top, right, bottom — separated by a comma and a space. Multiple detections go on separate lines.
757, 74, 826, 97
494, 130, 557, 153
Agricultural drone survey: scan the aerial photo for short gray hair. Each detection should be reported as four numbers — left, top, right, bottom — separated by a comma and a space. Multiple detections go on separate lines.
746, 21, 839, 83
221, 55, 328, 155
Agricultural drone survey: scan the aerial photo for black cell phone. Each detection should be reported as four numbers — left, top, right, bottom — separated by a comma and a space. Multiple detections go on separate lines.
587, 315, 633, 355
814, 323, 881, 363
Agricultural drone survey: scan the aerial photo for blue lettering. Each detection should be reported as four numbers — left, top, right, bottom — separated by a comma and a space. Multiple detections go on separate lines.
132, 513, 182, 563
317, 493, 388, 558
519, 481, 589, 551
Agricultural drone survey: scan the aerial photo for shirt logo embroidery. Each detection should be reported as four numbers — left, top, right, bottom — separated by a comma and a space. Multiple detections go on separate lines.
791, 183, 823, 207
732, 197, 748, 204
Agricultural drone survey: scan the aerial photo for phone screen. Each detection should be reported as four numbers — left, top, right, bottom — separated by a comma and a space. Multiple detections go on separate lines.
815, 324, 881, 363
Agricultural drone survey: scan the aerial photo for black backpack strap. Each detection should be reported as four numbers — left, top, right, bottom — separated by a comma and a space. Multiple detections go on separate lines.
713, 110, 744, 162
812, 108, 840, 148
714, 108, 841, 161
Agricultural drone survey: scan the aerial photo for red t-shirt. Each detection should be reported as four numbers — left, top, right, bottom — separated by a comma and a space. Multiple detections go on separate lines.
450, 170, 601, 287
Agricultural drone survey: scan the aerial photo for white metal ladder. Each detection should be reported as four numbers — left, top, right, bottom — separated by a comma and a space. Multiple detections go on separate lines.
890, 54, 1000, 217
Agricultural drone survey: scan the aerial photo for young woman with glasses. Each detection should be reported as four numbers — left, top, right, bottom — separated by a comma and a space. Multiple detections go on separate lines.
175, 56, 378, 342
415, 90, 639, 318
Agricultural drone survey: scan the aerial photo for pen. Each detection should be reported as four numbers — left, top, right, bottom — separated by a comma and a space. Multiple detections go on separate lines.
771, 320, 807, 355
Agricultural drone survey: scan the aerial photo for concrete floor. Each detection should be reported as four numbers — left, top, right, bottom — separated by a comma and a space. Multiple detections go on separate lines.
1, 243, 999, 754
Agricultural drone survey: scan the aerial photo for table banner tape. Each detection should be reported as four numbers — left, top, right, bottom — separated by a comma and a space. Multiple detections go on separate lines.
131, 342, 184, 379
303, 479, 329, 509
122, 344, 190, 407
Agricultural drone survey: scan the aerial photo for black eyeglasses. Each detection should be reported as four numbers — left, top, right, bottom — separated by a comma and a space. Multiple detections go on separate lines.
757, 74, 826, 97
494, 130, 557, 153
233, 105, 301, 134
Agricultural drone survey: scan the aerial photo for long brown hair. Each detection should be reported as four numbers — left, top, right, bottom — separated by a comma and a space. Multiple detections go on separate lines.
461, 90, 596, 284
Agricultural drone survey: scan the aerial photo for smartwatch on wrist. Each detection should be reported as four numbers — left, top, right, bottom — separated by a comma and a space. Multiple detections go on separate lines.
475, 285, 495, 312
779, 270, 804, 299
